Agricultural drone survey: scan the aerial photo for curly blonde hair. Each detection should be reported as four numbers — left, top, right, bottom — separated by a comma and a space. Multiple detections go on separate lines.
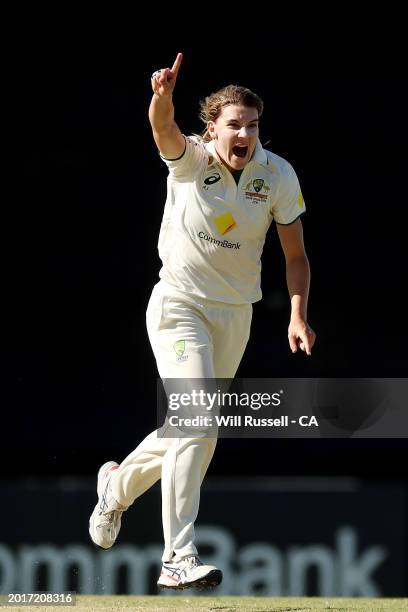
199, 85, 263, 142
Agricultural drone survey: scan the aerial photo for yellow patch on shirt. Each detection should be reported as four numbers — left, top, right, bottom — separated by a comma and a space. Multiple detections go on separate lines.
297, 192, 305, 208
214, 212, 237, 235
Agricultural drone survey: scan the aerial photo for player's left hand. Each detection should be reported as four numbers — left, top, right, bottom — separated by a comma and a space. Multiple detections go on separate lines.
288, 318, 316, 356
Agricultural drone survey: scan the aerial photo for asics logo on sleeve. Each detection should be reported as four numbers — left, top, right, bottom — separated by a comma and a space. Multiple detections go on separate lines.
204, 173, 221, 186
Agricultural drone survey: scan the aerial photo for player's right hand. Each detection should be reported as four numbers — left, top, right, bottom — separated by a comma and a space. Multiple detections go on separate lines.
151, 53, 183, 97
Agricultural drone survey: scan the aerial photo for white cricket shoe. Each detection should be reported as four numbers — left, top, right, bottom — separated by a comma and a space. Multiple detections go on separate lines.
89, 461, 127, 549
157, 555, 223, 590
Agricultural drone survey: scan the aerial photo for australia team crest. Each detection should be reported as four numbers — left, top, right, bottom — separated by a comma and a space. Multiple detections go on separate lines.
245, 178, 270, 204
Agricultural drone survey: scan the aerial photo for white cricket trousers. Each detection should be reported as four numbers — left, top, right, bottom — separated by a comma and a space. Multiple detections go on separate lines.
110, 280, 252, 561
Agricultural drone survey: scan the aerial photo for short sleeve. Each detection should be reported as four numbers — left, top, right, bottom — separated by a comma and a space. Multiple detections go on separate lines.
160, 135, 208, 181
272, 161, 306, 225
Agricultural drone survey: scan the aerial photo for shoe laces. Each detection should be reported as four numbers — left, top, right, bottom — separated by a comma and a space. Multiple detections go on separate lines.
98, 483, 125, 526
183, 555, 203, 569
98, 508, 123, 527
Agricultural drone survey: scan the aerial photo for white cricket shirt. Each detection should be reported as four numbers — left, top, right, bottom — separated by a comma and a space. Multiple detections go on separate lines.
157, 136, 306, 304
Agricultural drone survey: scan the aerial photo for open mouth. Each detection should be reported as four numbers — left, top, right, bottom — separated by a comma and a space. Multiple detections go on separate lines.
232, 145, 248, 158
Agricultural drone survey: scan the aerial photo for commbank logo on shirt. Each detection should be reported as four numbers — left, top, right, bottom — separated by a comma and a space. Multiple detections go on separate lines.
213, 212, 237, 235
197, 212, 240, 251
198, 232, 241, 249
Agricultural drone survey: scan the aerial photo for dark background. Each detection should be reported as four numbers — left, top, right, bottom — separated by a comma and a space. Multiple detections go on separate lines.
5, 21, 407, 481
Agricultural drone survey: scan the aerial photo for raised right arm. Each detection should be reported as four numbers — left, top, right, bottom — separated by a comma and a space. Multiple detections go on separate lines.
149, 52, 185, 160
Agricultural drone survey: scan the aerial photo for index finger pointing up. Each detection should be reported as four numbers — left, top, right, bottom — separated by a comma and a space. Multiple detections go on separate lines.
171, 52, 183, 76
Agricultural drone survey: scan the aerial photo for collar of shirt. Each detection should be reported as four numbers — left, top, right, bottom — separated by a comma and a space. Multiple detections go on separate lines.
204, 138, 268, 167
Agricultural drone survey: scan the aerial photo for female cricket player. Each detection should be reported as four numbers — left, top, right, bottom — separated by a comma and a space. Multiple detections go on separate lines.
89, 52, 316, 590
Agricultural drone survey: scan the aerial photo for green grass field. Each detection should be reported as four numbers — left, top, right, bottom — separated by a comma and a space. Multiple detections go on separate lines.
2, 595, 408, 611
